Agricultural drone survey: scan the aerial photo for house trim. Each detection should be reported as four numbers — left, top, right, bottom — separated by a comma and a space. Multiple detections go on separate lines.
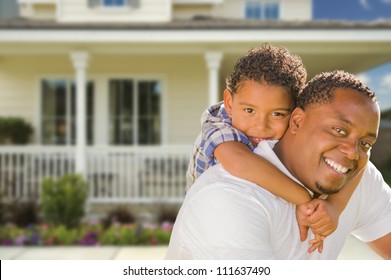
1, 28, 391, 44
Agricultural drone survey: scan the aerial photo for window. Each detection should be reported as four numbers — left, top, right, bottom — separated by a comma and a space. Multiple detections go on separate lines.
41, 79, 94, 145
264, 2, 279, 19
245, 0, 279, 20
102, 0, 125, 7
109, 79, 162, 145
88, 0, 139, 9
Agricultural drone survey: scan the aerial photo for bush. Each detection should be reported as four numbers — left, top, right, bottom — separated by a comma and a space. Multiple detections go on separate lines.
41, 174, 88, 228
0, 117, 33, 144
101, 205, 135, 229
0, 222, 173, 246
0, 191, 6, 226
8, 199, 41, 227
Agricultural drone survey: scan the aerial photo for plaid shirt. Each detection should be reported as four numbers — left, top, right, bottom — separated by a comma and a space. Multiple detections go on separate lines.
186, 101, 254, 190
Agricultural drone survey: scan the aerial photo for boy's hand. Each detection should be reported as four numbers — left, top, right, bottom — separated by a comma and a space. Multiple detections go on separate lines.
296, 199, 339, 253
296, 203, 324, 253
308, 234, 324, 253
296, 203, 313, 242
306, 199, 338, 238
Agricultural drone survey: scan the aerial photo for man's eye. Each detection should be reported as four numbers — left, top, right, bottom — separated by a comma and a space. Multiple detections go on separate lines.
361, 141, 372, 149
244, 108, 254, 113
335, 127, 347, 136
272, 112, 284, 117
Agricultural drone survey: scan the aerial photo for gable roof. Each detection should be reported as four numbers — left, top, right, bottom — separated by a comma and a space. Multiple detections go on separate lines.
1, 17, 391, 30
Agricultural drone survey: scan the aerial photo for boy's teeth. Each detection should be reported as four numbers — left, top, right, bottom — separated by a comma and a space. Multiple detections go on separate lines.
325, 158, 349, 174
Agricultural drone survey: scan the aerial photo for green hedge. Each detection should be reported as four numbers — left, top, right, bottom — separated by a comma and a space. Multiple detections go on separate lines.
0, 117, 33, 144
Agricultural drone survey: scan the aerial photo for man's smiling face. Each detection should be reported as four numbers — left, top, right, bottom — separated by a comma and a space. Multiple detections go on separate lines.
283, 88, 380, 195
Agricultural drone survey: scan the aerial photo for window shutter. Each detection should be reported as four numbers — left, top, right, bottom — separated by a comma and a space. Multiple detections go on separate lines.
88, 0, 100, 8
126, 0, 140, 8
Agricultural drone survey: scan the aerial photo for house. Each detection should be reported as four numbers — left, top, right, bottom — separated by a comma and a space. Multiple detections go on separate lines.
0, 0, 390, 211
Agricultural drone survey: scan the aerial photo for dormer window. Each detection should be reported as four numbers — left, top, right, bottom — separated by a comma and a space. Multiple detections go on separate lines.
245, 0, 279, 20
103, 0, 125, 7
88, 0, 140, 8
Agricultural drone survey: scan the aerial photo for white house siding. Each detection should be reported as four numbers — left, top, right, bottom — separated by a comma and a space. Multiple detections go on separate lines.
19, 3, 56, 20
89, 53, 208, 145
0, 55, 73, 131
214, 0, 312, 21
172, 1, 243, 20
57, 0, 171, 23
211, 0, 244, 20
172, 4, 213, 20
163, 55, 209, 144
0, 53, 208, 145
280, 0, 312, 20
18, 0, 313, 22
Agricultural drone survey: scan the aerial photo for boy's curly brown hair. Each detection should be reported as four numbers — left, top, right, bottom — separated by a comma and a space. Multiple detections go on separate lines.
226, 43, 307, 101
297, 70, 377, 110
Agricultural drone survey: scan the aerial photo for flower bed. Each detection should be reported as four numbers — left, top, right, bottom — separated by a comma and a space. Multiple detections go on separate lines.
0, 221, 173, 246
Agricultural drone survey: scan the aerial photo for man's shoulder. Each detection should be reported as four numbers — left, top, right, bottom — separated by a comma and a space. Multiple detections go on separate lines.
355, 161, 390, 197
362, 161, 385, 183
188, 164, 283, 208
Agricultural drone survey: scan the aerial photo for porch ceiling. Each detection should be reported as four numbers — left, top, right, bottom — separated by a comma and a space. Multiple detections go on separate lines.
0, 22, 391, 77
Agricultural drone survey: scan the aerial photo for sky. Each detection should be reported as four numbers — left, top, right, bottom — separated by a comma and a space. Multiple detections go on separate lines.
313, 0, 391, 112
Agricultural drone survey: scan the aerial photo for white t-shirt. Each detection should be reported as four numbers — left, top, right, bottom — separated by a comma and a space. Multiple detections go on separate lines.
165, 141, 391, 259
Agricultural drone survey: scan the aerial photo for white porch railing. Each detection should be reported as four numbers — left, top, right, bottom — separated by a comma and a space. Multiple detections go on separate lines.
0, 145, 191, 204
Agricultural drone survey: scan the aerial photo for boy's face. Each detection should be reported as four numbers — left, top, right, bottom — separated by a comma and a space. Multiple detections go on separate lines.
224, 80, 294, 148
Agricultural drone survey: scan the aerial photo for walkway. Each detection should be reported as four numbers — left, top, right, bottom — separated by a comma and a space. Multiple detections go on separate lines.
0, 235, 382, 260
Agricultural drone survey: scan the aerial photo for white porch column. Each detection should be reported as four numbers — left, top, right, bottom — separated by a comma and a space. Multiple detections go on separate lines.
70, 51, 90, 176
205, 51, 223, 105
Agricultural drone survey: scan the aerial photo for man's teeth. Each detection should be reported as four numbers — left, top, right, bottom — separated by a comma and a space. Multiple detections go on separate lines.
325, 158, 349, 174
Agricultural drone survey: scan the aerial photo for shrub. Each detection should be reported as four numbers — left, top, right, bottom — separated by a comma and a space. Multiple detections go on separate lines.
0, 191, 6, 226
0, 117, 33, 144
9, 199, 41, 227
0, 222, 173, 246
41, 174, 88, 228
101, 205, 135, 229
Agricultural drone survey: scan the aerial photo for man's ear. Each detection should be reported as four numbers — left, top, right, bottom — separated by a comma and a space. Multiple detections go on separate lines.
289, 107, 305, 134
223, 89, 233, 116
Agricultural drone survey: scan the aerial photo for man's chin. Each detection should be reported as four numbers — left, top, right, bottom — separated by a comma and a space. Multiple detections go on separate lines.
315, 182, 341, 195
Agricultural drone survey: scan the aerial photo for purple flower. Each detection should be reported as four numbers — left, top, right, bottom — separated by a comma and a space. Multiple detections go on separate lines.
30, 232, 41, 245
79, 230, 98, 246
15, 234, 26, 246
161, 222, 173, 232
1, 239, 14, 246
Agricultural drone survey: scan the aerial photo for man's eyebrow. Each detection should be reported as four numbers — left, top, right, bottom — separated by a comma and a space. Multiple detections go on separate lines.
337, 115, 377, 139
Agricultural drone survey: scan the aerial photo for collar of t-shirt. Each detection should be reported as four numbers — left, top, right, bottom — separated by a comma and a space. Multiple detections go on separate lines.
254, 140, 328, 200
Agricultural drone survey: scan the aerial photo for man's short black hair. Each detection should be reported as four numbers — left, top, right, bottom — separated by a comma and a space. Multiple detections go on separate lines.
297, 70, 377, 110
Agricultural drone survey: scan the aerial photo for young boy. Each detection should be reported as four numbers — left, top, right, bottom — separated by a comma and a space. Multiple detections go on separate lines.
186, 43, 360, 253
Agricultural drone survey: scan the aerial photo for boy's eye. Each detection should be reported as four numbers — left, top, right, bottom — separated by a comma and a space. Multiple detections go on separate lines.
244, 108, 254, 113
272, 112, 284, 117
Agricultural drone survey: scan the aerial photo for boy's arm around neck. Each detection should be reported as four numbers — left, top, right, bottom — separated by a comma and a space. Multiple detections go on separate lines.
214, 141, 311, 205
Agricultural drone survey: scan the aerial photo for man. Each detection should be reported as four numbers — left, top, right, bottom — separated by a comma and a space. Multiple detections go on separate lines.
165, 70, 391, 259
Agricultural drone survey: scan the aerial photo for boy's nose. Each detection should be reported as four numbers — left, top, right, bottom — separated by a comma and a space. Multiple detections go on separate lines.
256, 115, 270, 130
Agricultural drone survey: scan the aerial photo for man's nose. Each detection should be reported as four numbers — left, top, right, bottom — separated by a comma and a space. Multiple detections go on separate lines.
340, 139, 359, 161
